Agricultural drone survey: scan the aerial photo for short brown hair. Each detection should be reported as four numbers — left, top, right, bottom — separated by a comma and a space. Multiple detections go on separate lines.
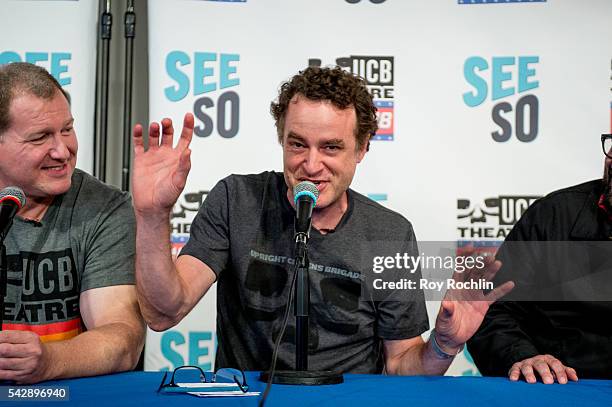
270, 66, 378, 151
0, 62, 69, 138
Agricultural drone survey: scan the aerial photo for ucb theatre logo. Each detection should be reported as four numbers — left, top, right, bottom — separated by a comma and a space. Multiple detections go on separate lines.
457, 195, 539, 240
165, 51, 240, 138
463, 56, 540, 142
309, 55, 394, 141
170, 190, 209, 257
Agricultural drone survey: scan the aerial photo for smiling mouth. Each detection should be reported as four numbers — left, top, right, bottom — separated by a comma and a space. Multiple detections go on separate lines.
42, 164, 67, 172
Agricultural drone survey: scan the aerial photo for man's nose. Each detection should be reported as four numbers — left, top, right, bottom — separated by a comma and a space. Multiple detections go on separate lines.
302, 148, 323, 175
48, 134, 70, 160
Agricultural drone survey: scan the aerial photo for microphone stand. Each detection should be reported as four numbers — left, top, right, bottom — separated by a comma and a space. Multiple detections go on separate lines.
294, 233, 309, 371
260, 231, 343, 385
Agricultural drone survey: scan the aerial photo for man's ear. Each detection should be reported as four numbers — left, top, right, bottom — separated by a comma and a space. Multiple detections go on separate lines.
356, 138, 370, 163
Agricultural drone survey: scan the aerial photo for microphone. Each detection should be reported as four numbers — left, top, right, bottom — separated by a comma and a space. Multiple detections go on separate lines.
0, 186, 26, 243
293, 181, 319, 238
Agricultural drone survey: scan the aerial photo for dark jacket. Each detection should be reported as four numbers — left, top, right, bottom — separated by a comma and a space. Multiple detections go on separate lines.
467, 179, 612, 379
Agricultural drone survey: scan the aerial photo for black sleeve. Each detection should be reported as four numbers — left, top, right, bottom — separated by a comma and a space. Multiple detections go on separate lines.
179, 178, 231, 277
467, 202, 545, 376
467, 301, 540, 376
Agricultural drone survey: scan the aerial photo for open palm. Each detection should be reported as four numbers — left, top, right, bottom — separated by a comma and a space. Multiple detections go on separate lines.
132, 114, 194, 214
434, 247, 514, 351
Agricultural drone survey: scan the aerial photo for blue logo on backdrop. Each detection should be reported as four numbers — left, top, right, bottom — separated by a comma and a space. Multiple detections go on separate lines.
0, 51, 71, 86
309, 55, 394, 141
160, 331, 217, 371
461, 349, 482, 376
367, 193, 388, 202
458, 0, 546, 4
463, 56, 540, 142
165, 51, 240, 138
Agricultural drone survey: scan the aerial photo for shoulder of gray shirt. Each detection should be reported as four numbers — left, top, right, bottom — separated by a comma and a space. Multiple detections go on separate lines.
66, 169, 134, 214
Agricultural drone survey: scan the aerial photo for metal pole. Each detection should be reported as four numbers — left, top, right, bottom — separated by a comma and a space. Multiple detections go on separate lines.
121, 0, 135, 191
92, 3, 100, 179
96, 0, 112, 182
294, 236, 309, 371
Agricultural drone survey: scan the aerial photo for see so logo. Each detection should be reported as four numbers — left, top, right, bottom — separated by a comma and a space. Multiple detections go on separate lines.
309, 55, 394, 141
0, 51, 72, 86
165, 51, 240, 138
463, 56, 540, 142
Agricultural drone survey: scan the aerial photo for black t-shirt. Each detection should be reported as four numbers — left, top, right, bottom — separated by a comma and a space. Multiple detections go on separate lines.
181, 171, 428, 373
468, 179, 612, 379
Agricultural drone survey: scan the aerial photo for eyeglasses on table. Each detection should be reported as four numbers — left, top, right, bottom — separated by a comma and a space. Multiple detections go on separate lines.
157, 365, 249, 394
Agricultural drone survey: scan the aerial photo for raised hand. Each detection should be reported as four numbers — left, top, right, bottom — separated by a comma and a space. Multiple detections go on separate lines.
132, 113, 193, 214
433, 246, 515, 353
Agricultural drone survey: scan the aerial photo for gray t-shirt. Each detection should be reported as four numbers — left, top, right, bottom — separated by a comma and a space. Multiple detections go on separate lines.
181, 171, 428, 373
2, 169, 135, 341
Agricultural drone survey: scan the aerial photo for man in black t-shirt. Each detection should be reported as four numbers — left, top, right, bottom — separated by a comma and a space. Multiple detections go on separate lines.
468, 135, 612, 383
133, 67, 512, 374
179, 171, 429, 373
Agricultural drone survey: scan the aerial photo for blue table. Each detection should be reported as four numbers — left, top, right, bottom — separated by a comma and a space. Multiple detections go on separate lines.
2, 371, 612, 406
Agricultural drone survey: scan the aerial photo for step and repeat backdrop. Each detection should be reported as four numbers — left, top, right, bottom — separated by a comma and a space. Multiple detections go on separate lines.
0, 0, 98, 173
4, 0, 608, 377
144, 0, 612, 375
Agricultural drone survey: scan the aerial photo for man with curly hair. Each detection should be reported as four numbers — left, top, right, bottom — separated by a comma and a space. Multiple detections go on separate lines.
133, 67, 510, 374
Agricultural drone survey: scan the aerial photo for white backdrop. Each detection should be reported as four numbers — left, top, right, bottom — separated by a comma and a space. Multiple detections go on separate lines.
145, 0, 612, 376
0, 0, 98, 173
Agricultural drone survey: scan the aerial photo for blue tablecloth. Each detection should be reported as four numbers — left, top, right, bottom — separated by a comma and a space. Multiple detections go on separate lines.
2, 371, 612, 406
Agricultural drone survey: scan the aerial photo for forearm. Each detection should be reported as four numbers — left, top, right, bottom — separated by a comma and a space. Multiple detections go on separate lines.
135, 212, 188, 330
387, 340, 455, 376
41, 321, 144, 381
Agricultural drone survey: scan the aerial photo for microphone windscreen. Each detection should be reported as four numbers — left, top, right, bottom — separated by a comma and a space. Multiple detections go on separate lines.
0, 186, 26, 208
293, 181, 319, 206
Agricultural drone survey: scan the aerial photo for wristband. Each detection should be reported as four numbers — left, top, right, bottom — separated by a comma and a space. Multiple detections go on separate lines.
430, 329, 463, 359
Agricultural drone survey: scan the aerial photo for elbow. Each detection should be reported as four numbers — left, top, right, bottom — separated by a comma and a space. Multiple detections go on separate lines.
145, 315, 180, 332
111, 324, 146, 373
127, 324, 146, 371
137, 294, 185, 332
384, 356, 402, 376
121, 345, 143, 372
